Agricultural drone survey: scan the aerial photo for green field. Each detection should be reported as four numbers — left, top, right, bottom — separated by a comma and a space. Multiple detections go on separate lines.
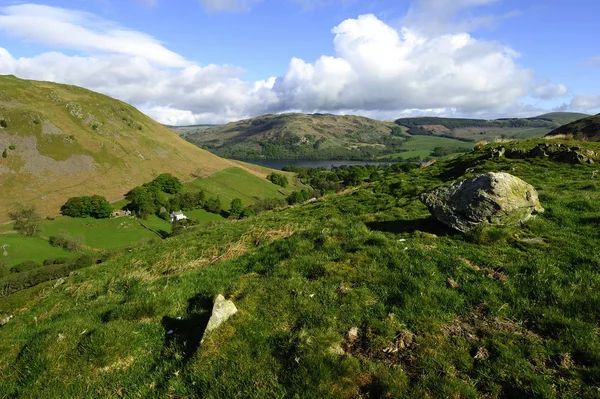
0, 234, 75, 267
184, 167, 288, 208
381, 136, 475, 160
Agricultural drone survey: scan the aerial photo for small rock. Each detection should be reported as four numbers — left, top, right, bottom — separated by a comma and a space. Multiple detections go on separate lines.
166, 330, 174, 335
474, 347, 489, 360
347, 327, 359, 343
328, 344, 345, 356
0, 315, 13, 327
448, 279, 460, 289
202, 294, 238, 342
53, 278, 65, 288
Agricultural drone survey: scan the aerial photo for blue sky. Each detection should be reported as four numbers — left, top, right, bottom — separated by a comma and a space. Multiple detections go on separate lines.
0, 0, 598, 124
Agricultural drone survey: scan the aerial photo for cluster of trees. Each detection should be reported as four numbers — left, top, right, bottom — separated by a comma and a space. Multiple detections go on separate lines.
49, 232, 82, 252
267, 172, 288, 187
60, 195, 112, 218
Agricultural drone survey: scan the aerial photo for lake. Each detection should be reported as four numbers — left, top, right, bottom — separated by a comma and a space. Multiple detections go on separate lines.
242, 159, 394, 170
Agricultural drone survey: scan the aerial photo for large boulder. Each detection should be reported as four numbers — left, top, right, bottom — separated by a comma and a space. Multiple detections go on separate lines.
420, 172, 544, 232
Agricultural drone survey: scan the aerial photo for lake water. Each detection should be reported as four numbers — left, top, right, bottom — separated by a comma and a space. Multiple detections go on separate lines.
242, 159, 394, 170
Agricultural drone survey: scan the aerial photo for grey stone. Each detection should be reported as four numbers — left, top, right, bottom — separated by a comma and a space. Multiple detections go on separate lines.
420, 172, 544, 232
202, 294, 238, 342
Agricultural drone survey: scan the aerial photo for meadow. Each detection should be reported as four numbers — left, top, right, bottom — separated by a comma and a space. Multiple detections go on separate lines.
1, 139, 599, 398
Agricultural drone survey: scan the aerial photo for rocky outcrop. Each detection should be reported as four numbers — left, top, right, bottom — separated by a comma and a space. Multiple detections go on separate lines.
420, 172, 544, 232
485, 143, 598, 164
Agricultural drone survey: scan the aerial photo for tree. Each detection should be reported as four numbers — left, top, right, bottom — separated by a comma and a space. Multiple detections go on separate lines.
147, 173, 183, 194
61, 195, 112, 218
89, 195, 113, 218
1, 149, 7, 158
268, 173, 289, 188
205, 196, 222, 214
240, 206, 256, 218
125, 187, 155, 218
9, 205, 41, 236
229, 198, 244, 219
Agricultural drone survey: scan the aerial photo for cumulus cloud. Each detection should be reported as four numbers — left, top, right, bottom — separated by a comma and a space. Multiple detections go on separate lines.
0, 5, 571, 124
532, 79, 568, 99
569, 95, 600, 111
0, 4, 189, 67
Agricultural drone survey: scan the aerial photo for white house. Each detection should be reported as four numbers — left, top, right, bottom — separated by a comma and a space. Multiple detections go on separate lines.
169, 211, 187, 223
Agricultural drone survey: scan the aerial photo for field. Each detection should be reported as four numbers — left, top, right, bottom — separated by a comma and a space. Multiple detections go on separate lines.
380, 135, 475, 160
183, 167, 290, 208
1, 139, 599, 397
0, 234, 75, 267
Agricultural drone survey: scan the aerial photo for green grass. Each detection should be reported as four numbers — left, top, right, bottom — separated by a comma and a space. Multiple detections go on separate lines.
184, 209, 226, 223
1, 139, 600, 397
381, 135, 475, 160
40, 216, 159, 251
184, 167, 287, 208
0, 234, 75, 267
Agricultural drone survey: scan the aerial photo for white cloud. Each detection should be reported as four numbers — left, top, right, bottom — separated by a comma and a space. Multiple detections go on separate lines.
570, 95, 600, 111
532, 79, 568, 99
0, 4, 189, 67
0, 6, 573, 124
197, 0, 262, 12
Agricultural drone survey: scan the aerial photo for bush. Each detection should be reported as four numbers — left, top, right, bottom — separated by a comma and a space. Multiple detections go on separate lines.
205, 196, 222, 214
1, 149, 6, 159
287, 189, 311, 205
229, 198, 244, 219
8, 144, 15, 150
268, 173, 289, 188
146, 173, 183, 194
0, 119, 7, 128
49, 233, 82, 252
73, 254, 94, 269
254, 198, 287, 213
240, 207, 256, 218
10, 260, 40, 273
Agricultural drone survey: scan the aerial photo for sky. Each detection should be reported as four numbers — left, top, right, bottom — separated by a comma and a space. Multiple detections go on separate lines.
0, 0, 598, 125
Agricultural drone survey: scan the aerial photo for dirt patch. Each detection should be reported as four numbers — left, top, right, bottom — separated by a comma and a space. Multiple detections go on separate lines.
0, 133, 95, 177
41, 120, 63, 136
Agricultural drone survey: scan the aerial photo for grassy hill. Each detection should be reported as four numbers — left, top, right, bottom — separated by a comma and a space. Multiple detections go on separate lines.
394, 112, 589, 142
1, 138, 600, 397
0, 75, 279, 221
545, 113, 600, 141
182, 112, 589, 162
183, 113, 408, 160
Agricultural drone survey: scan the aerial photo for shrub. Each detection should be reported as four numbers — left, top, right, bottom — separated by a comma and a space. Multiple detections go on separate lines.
10, 260, 40, 273
229, 198, 244, 219
268, 173, 289, 188
287, 189, 311, 205
240, 206, 256, 218
0, 119, 6, 128
1, 149, 6, 159
73, 254, 94, 269
205, 196, 222, 214
8, 144, 15, 150
49, 233, 82, 252
254, 198, 287, 213
9, 205, 41, 236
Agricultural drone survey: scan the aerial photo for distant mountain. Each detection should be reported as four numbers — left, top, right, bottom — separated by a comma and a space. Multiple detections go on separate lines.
182, 112, 590, 161
0, 75, 258, 220
545, 113, 600, 141
183, 113, 405, 160
394, 112, 589, 141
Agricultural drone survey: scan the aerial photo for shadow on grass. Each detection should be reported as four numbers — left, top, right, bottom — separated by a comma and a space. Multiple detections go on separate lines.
161, 294, 213, 361
366, 217, 455, 236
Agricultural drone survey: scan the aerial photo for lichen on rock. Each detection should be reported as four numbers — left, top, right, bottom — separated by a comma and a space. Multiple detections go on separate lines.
420, 172, 544, 232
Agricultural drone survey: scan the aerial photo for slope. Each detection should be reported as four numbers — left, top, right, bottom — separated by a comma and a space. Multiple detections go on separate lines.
545, 113, 600, 141
183, 113, 407, 160
1, 139, 600, 398
0, 75, 267, 220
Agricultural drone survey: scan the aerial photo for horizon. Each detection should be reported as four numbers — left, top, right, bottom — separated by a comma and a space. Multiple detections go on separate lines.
0, 0, 598, 125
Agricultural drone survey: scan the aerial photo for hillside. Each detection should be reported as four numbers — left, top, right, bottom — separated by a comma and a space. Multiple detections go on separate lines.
183, 113, 408, 160
394, 112, 589, 142
545, 113, 600, 141
1, 139, 600, 397
0, 75, 272, 220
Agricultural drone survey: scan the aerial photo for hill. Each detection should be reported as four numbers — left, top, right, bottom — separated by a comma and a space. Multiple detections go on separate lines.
394, 112, 589, 142
183, 113, 409, 160
545, 113, 600, 141
1, 139, 600, 397
0, 75, 274, 221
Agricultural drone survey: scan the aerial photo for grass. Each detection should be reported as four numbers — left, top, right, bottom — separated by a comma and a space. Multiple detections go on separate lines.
1, 139, 600, 397
184, 167, 289, 208
40, 216, 160, 251
0, 234, 75, 267
381, 135, 475, 160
